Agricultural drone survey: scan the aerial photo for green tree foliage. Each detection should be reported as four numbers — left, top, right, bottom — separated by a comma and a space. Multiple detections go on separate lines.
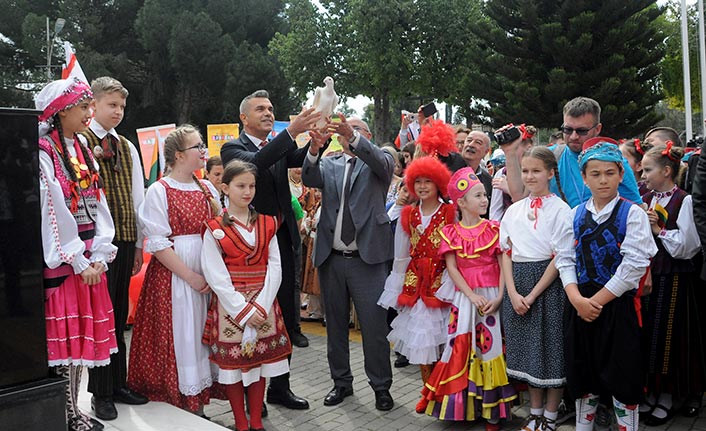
0, 0, 297, 142
270, 0, 480, 142
471, 0, 665, 137
659, 1, 702, 114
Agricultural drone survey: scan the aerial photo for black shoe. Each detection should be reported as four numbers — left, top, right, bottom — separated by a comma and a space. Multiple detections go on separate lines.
290, 332, 309, 348
113, 387, 149, 405
89, 418, 104, 430
266, 388, 309, 409
91, 396, 118, 420
394, 354, 409, 368
681, 396, 702, 417
644, 403, 674, 426
374, 389, 394, 411
323, 386, 353, 406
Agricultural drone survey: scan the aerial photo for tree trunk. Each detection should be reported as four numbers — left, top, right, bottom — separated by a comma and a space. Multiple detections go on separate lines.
373, 88, 392, 145
177, 83, 191, 125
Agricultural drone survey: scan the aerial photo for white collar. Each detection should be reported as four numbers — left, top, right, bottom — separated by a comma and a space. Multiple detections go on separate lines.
89, 119, 120, 141
585, 194, 621, 216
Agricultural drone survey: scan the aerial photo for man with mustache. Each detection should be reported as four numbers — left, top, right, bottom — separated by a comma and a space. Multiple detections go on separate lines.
461, 130, 493, 217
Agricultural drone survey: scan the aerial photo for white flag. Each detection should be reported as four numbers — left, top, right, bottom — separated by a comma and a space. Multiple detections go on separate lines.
62, 41, 88, 84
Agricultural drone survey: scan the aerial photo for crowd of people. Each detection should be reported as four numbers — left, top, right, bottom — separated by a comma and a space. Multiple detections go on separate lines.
34, 75, 706, 431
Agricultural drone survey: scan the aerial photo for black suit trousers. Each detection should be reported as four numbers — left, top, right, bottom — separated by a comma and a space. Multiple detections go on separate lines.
88, 241, 135, 396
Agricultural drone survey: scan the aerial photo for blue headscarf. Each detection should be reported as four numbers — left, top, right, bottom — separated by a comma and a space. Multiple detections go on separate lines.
578, 142, 623, 170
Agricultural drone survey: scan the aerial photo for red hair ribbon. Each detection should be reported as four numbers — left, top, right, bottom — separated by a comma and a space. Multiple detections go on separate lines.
529, 196, 543, 229
633, 139, 645, 155
662, 140, 678, 162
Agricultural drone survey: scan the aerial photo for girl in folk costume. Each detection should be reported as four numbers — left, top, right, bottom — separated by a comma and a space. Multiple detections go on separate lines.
128, 125, 221, 413
377, 155, 454, 381
619, 138, 653, 197
555, 142, 657, 431
201, 160, 291, 431
499, 147, 572, 431
35, 77, 118, 431
640, 142, 703, 425
417, 168, 516, 431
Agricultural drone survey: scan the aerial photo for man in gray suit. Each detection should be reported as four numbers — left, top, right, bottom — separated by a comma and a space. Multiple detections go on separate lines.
302, 116, 394, 411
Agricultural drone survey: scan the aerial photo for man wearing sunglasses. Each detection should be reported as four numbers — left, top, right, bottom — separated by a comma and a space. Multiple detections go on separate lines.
549, 97, 643, 208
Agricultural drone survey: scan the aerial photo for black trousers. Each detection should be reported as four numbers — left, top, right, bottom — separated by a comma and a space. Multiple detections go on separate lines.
88, 241, 135, 397
270, 224, 296, 391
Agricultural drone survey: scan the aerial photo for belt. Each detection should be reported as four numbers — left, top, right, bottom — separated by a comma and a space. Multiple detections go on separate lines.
331, 249, 360, 258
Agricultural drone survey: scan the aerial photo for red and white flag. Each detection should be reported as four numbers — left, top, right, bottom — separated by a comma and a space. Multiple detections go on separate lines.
62, 41, 88, 84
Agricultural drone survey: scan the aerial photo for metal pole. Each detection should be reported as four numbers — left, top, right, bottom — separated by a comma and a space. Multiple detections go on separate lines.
681, 0, 693, 142
46, 17, 51, 79
698, 0, 706, 137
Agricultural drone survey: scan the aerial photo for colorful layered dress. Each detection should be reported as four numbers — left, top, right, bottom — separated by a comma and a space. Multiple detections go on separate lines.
378, 202, 455, 365
419, 219, 517, 421
39, 133, 118, 367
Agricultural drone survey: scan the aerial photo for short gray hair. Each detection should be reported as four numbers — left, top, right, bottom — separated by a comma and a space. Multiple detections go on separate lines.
239, 90, 270, 114
563, 97, 601, 123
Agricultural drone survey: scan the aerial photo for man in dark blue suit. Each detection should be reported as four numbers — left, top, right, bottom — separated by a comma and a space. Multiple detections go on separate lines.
221, 90, 320, 410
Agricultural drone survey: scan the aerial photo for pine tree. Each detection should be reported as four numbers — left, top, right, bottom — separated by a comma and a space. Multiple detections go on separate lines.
472, 0, 665, 137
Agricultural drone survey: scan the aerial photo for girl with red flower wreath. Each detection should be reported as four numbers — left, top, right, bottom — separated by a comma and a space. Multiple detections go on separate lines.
377, 156, 455, 383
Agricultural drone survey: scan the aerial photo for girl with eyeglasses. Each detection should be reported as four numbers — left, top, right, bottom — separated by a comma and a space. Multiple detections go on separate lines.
128, 125, 222, 415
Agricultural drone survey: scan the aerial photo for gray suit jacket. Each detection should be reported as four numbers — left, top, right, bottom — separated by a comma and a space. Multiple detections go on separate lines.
302, 135, 394, 267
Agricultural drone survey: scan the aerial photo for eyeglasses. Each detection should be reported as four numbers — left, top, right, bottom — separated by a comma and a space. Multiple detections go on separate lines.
560, 124, 598, 136
352, 125, 370, 134
181, 142, 207, 152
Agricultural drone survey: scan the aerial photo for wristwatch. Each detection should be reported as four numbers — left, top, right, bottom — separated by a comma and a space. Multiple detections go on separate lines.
348, 130, 359, 144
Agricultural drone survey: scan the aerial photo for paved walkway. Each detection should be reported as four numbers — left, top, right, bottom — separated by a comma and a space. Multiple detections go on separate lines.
202, 323, 706, 431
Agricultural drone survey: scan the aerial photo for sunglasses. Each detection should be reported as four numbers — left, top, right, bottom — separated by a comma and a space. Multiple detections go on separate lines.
560, 124, 598, 136
181, 142, 207, 152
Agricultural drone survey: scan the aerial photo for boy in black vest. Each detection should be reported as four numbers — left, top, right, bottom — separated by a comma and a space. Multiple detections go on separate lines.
79, 77, 148, 420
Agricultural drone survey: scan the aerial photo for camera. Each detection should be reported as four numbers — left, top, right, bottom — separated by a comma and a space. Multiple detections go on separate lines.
402, 110, 418, 123
494, 125, 521, 146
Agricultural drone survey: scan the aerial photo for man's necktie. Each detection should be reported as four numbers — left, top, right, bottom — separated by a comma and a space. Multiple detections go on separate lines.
341, 158, 356, 245
101, 135, 115, 158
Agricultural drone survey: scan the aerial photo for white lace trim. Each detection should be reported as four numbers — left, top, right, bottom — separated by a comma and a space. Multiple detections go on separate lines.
47, 348, 118, 368
144, 237, 174, 254
178, 375, 213, 396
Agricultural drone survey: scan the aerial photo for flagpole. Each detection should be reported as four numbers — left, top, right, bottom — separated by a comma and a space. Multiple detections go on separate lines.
698, 0, 706, 137
681, 0, 693, 142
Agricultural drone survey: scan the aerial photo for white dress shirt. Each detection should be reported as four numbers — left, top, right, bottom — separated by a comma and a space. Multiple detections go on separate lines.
555, 194, 658, 297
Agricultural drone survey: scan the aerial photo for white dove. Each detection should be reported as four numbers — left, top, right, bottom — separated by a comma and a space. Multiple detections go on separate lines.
312, 76, 339, 130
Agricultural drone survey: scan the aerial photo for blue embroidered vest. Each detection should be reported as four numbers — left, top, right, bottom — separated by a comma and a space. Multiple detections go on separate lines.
574, 198, 631, 288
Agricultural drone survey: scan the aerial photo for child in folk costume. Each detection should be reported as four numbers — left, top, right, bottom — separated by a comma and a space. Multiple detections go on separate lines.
555, 142, 658, 431
377, 156, 454, 381
128, 125, 221, 413
499, 147, 572, 431
639, 142, 702, 426
36, 77, 119, 431
619, 138, 653, 197
201, 160, 291, 431
417, 168, 516, 431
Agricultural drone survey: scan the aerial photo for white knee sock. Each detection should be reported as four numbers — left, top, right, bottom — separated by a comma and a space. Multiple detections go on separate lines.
613, 397, 639, 431
575, 394, 599, 431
